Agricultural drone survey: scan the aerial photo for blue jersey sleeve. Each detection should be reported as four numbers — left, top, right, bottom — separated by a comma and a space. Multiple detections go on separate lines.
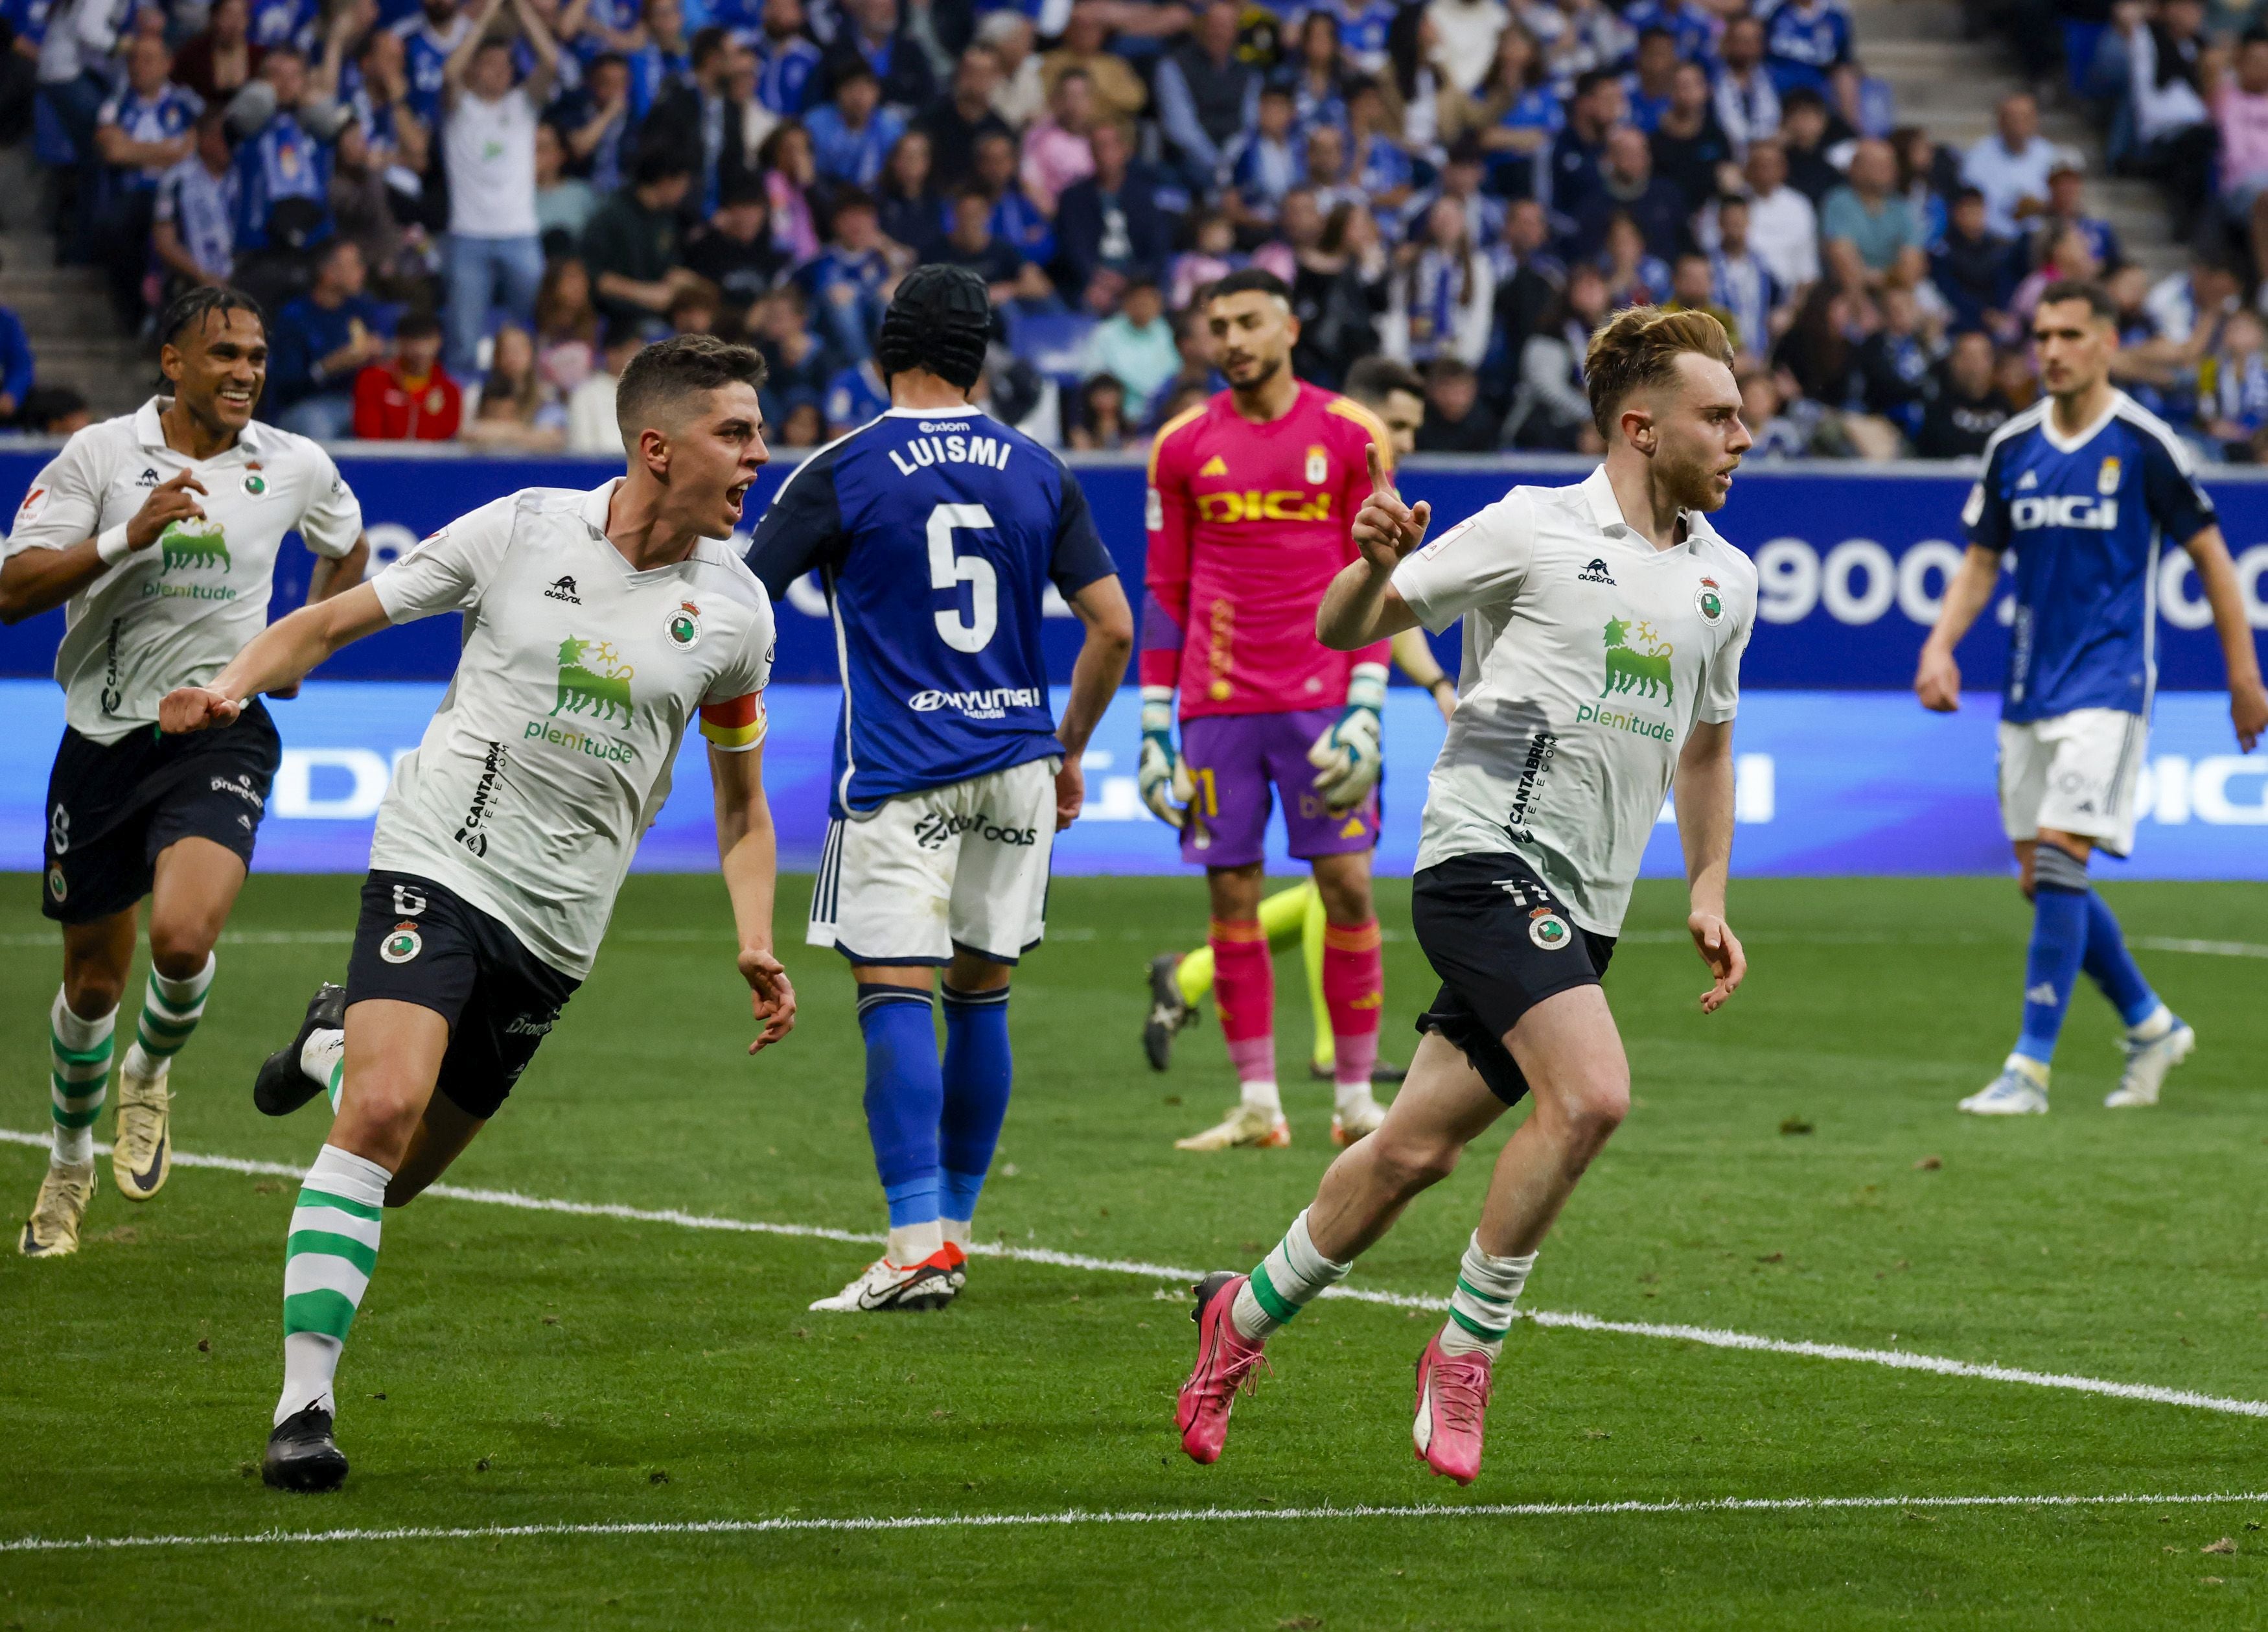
1962, 435, 2011, 554
2138, 428, 2216, 546
742, 451, 846, 600
1049, 461, 1117, 598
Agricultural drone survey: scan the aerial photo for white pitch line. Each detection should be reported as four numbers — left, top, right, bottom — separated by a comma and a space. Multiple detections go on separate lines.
5, 1488, 2266, 1555
7, 1129, 2267, 1423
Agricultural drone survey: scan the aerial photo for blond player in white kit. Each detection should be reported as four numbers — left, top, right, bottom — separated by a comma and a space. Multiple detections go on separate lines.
1, 288, 368, 1257
158, 334, 798, 1493
1174, 306, 1758, 1486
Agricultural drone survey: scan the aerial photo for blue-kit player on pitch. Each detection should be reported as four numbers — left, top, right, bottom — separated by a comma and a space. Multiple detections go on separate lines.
743, 264, 1135, 1311
1917, 279, 2267, 1115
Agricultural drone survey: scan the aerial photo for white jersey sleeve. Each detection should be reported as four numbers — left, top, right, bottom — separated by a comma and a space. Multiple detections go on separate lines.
1391, 490, 1537, 635
1695, 548, 1758, 725
294, 445, 365, 559
3, 425, 115, 557
371, 496, 518, 623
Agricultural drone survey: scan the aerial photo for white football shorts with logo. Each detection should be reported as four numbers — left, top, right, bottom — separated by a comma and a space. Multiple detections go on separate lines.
1997, 707, 2147, 858
807, 757, 1059, 964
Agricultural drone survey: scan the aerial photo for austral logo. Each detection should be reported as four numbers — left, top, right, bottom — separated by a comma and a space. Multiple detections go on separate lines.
544, 575, 581, 603
1577, 557, 1617, 585
135, 467, 160, 487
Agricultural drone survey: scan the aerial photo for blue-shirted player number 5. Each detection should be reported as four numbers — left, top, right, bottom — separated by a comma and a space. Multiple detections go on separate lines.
929, 503, 998, 653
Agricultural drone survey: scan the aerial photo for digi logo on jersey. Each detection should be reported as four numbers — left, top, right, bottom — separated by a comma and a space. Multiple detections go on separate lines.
2008, 496, 2118, 532
1192, 490, 1334, 524
907, 686, 1043, 720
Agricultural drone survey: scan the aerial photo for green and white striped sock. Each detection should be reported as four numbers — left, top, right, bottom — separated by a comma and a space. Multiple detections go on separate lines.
1437, 1233, 1536, 1360
1230, 1209, 1351, 1340
48, 987, 115, 1168
301, 1029, 345, 1112
124, 953, 215, 1079
277, 1143, 391, 1425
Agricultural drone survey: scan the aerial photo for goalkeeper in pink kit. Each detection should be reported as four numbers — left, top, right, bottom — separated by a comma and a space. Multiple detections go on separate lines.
1140, 269, 1398, 1150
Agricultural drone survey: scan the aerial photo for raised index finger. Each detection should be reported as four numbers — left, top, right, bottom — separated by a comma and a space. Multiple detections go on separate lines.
1365, 440, 1389, 496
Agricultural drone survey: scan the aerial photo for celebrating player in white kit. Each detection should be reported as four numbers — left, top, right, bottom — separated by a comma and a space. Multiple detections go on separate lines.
1, 288, 368, 1257
157, 335, 797, 1492
1919, 282, 2267, 1115
1175, 307, 1756, 1486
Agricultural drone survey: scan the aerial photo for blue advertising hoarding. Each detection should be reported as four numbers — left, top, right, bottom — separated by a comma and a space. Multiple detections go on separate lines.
1, 680, 2260, 880
3, 449, 2266, 690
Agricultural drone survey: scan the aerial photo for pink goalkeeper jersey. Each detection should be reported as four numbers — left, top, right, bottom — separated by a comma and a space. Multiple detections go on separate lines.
1140, 381, 1393, 720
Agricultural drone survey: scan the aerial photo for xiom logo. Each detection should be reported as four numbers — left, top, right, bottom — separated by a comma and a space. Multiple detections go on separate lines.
2011, 495, 2118, 531
908, 686, 1041, 715
1577, 557, 1616, 584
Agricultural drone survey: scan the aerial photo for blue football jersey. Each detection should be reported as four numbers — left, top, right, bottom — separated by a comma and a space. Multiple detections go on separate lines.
1963, 392, 2216, 723
744, 406, 1118, 817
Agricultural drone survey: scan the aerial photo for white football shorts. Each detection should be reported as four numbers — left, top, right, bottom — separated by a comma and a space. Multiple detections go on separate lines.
1996, 708, 2147, 858
807, 756, 1059, 965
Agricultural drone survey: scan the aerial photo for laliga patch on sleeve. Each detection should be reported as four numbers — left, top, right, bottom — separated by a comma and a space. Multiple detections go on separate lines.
1417, 517, 1475, 559
1960, 484, 1984, 530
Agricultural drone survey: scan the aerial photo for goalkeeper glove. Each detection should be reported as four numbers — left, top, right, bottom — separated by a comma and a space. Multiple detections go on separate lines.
1139, 688, 1192, 828
1308, 662, 1387, 813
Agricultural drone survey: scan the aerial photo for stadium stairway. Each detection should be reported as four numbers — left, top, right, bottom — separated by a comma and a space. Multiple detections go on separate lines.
0, 138, 148, 423
1852, 0, 2184, 281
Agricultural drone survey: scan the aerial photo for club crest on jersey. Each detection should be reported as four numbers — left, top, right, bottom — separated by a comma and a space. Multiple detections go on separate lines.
380, 922, 422, 964
1529, 909, 1571, 950
2097, 456, 2121, 495
1305, 445, 1328, 484
1696, 576, 1724, 623
242, 469, 266, 498
665, 601, 702, 651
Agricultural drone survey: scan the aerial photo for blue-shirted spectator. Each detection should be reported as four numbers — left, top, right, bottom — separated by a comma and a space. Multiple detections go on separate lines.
621, 0, 693, 117
1621, 0, 1720, 65
805, 60, 903, 185
1155, 0, 1258, 192
388, 0, 471, 126
750, 0, 818, 113
796, 187, 889, 361
817, 0, 932, 111
1277, 11, 1347, 137
233, 49, 336, 252
271, 237, 396, 438
0, 250, 34, 421
439, 0, 559, 375
550, 49, 632, 189
1054, 117, 1168, 297
823, 355, 885, 432
970, 126, 1053, 266
152, 109, 240, 297
94, 35, 202, 319
1225, 85, 1299, 224
1470, 25, 1558, 200
1762, 0, 1850, 95
1620, 29, 1678, 132
246, 0, 314, 52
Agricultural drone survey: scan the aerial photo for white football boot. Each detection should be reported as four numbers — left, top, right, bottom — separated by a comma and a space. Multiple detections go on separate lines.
1958, 1058, 2050, 1115
2105, 1018, 2196, 1108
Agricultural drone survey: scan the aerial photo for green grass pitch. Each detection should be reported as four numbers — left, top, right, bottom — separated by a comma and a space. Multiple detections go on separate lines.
4, 870, 2268, 1629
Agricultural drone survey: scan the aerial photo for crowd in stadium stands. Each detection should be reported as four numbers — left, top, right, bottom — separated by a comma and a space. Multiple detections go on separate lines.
3, 0, 2268, 457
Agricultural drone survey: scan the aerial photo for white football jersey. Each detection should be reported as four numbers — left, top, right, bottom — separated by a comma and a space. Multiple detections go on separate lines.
3, 399, 364, 743
1392, 467, 1757, 936
368, 481, 776, 978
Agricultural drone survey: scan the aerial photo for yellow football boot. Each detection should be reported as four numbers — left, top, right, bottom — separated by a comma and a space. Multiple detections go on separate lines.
19, 1161, 97, 1257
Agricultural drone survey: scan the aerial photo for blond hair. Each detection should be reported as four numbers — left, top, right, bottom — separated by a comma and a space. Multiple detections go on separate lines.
1583, 305, 1735, 439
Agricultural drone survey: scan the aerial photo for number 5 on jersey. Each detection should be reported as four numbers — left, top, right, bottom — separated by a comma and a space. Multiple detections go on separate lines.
929, 503, 997, 653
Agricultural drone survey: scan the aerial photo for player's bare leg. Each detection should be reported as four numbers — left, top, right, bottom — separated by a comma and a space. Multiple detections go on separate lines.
382, 1093, 490, 1206
265, 999, 449, 1491
1176, 863, 1291, 1150
1180, 988, 1630, 1481
110, 837, 246, 1200
19, 911, 135, 1258
1309, 850, 1387, 1145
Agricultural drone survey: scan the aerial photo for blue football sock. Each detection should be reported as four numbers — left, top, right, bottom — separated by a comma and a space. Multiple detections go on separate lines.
939, 983, 1012, 1226
2015, 848, 2092, 1066
2081, 891, 2161, 1029
857, 985, 942, 1226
